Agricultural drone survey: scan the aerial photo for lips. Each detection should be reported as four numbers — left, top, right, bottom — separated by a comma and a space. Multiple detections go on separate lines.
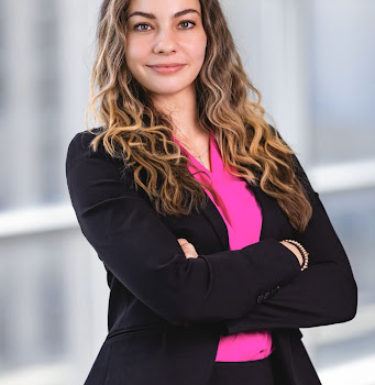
149, 63, 185, 67
147, 64, 186, 74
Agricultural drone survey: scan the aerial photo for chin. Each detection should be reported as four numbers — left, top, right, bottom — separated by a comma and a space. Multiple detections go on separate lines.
144, 82, 194, 97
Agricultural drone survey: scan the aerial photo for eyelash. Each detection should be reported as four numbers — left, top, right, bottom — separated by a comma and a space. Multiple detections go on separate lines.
133, 20, 196, 32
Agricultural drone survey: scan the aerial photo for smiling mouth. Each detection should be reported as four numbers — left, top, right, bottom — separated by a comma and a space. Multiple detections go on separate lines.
147, 64, 186, 74
148, 63, 185, 67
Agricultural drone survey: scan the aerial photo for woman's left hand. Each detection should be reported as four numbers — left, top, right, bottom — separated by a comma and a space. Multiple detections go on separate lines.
177, 238, 199, 259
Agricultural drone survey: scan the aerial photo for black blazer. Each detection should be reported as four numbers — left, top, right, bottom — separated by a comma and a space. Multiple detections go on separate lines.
66, 128, 357, 385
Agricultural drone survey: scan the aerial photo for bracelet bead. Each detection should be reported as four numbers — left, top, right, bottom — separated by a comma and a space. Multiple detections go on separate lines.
282, 239, 309, 271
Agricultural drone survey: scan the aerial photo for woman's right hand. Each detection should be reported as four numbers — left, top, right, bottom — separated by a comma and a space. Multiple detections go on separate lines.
177, 238, 199, 259
280, 241, 303, 267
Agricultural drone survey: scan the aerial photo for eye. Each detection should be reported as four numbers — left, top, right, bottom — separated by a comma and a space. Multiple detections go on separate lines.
178, 20, 196, 30
133, 23, 152, 32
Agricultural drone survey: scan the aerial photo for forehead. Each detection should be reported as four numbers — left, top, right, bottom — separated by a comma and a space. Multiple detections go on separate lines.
128, 0, 202, 14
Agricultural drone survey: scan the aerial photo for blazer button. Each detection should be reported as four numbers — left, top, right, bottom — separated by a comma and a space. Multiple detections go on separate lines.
271, 286, 281, 295
256, 294, 264, 304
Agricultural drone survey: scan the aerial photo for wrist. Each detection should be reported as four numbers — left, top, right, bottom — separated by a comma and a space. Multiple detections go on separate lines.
280, 241, 303, 265
281, 239, 309, 271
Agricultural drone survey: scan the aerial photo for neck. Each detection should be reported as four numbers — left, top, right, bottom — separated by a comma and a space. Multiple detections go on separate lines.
150, 85, 205, 138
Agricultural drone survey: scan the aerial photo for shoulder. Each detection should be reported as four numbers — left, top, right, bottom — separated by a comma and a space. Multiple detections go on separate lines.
65, 129, 152, 215
65, 127, 132, 192
66, 127, 105, 160
65, 127, 122, 171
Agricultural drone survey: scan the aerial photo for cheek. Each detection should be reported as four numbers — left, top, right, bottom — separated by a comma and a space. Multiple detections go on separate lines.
190, 34, 207, 62
125, 40, 146, 68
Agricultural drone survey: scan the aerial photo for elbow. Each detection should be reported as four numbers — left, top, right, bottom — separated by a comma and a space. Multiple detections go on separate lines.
339, 300, 357, 324
335, 275, 358, 324
343, 278, 358, 322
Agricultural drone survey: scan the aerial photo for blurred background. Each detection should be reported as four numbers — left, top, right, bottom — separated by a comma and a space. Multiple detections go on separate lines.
0, 0, 374, 384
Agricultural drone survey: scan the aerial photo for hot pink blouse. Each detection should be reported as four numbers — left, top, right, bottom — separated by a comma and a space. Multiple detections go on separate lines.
171, 132, 274, 361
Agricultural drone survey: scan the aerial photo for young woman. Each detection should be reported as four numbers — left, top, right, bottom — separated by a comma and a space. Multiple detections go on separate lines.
65, 0, 358, 384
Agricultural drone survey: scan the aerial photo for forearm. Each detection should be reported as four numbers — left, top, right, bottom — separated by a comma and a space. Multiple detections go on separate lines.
222, 262, 357, 335
221, 164, 358, 333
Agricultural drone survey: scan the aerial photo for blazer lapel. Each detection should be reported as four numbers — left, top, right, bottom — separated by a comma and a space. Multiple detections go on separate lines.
200, 195, 229, 250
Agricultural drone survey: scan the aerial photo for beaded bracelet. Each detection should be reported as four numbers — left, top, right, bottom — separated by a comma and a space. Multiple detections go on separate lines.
282, 239, 309, 271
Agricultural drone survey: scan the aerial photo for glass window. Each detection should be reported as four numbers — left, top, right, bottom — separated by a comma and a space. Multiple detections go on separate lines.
310, 0, 375, 164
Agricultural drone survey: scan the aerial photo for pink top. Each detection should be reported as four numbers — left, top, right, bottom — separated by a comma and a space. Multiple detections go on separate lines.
171, 132, 274, 362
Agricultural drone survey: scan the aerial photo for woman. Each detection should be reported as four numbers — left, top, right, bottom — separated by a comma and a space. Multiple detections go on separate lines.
65, 0, 358, 384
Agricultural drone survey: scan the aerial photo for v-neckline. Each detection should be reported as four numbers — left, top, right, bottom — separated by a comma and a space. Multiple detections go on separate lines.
171, 131, 267, 251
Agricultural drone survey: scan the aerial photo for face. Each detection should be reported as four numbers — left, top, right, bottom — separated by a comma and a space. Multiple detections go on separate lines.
125, 0, 207, 100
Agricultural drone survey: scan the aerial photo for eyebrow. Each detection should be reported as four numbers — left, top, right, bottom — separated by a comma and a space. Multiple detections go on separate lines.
128, 9, 200, 20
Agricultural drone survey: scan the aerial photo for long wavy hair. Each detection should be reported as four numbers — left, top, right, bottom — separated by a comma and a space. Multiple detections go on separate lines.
86, 0, 313, 233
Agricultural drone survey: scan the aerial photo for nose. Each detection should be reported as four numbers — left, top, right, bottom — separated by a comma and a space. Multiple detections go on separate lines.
153, 28, 177, 55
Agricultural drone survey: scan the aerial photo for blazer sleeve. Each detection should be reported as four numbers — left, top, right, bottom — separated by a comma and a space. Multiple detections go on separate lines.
222, 152, 358, 335
66, 131, 302, 327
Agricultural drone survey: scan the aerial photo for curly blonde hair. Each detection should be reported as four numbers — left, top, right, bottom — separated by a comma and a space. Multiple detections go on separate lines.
86, 0, 312, 233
